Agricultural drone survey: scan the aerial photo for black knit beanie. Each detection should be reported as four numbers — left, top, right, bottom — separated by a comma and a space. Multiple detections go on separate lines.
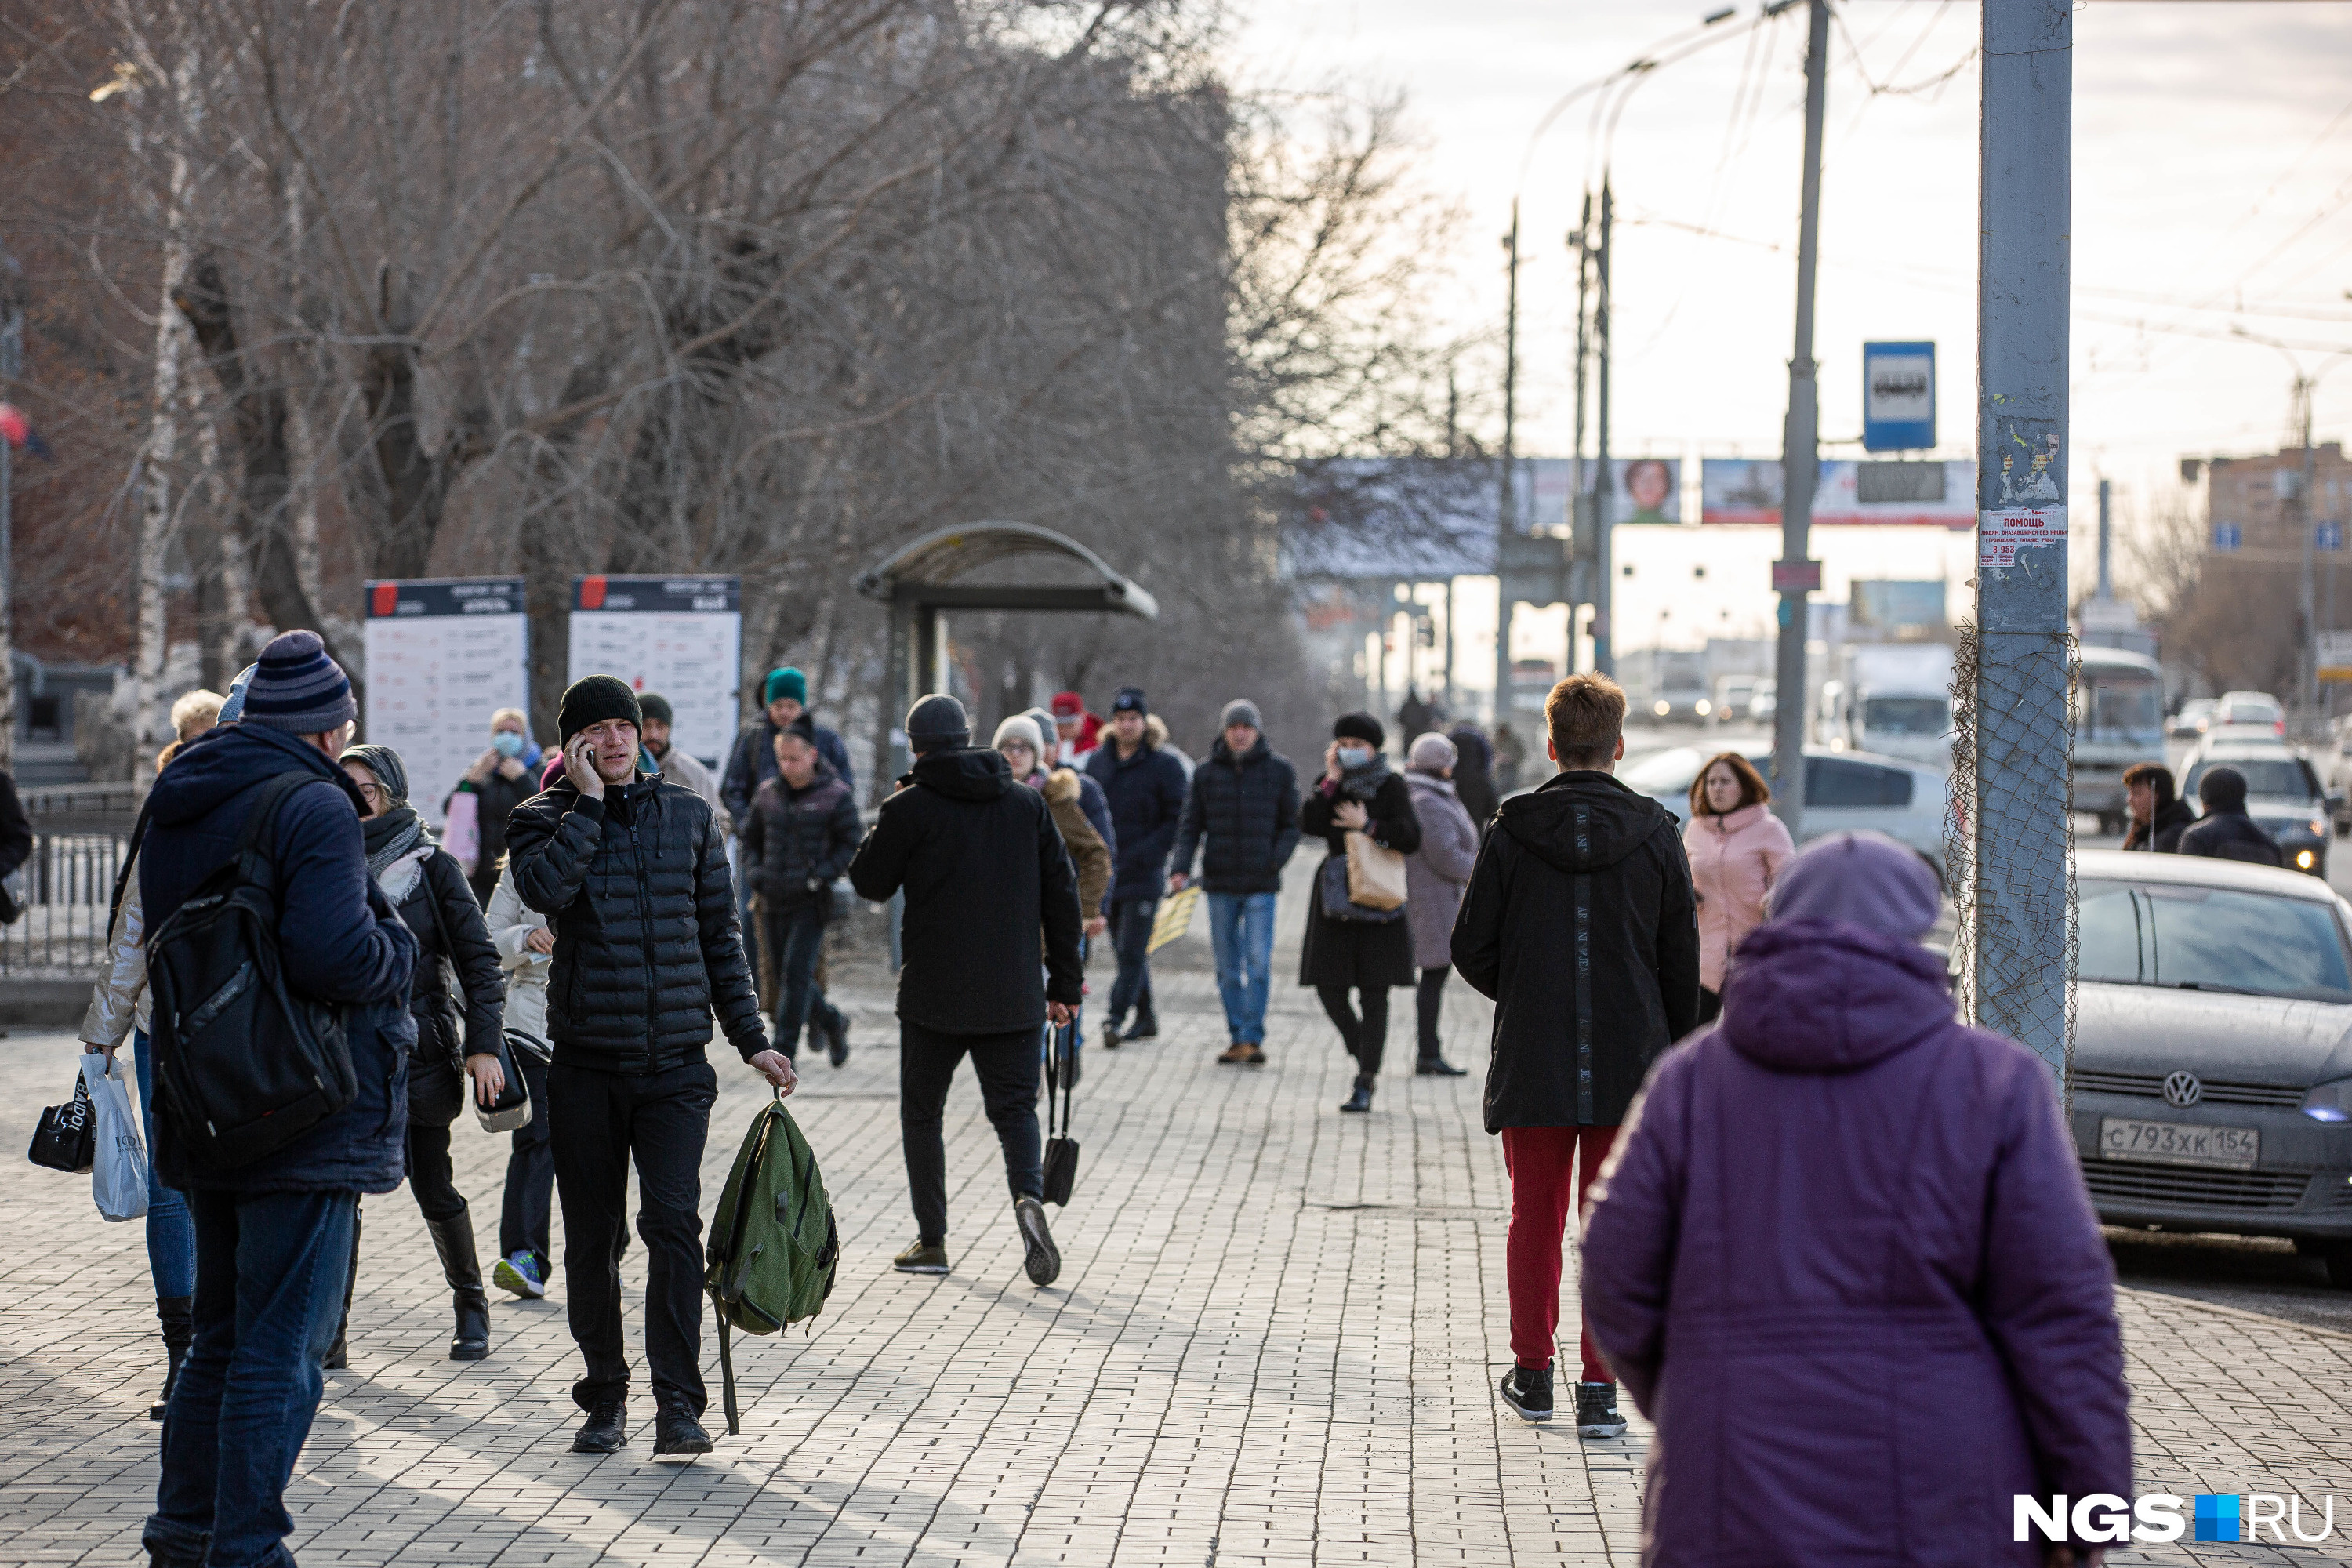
1334, 711, 1385, 749
559, 675, 642, 743
905, 693, 969, 750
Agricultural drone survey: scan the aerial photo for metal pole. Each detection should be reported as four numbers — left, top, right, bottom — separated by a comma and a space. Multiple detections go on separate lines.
1593, 180, 1615, 679
1495, 206, 1520, 728
1769, 0, 1830, 835
1973, 0, 2073, 1091
2096, 477, 2113, 600
2304, 382, 2320, 720
0, 267, 20, 775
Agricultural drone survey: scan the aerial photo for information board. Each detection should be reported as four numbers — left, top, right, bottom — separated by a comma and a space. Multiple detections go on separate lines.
362, 578, 531, 826
1700, 459, 1975, 528
1862, 341, 1935, 452
567, 575, 742, 767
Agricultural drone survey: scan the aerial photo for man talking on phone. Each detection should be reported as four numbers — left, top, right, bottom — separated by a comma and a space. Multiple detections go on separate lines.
506, 676, 793, 1462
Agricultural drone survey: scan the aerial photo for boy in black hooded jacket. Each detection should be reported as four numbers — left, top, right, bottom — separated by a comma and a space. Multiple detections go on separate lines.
1452, 672, 1700, 1439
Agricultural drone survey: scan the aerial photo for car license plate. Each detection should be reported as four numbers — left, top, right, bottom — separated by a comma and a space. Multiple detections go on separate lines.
2098, 1117, 2260, 1171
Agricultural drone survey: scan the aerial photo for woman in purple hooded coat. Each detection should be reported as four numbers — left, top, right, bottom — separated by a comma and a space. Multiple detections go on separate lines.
1579, 833, 2130, 1566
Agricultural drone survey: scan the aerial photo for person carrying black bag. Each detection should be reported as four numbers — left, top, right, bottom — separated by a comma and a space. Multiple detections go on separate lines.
848, 695, 1083, 1289
332, 744, 508, 1364
135, 630, 418, 1568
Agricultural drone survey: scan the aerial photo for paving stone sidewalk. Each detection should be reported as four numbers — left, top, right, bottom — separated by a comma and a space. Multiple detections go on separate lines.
7, 905, 2352, 1564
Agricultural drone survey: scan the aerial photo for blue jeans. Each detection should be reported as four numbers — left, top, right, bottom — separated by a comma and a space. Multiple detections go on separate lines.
1106, 897, 1158, 1027
147, 1188, 358, 1568
133, 1029, 198, 1298
1207, 892, 1279, 1045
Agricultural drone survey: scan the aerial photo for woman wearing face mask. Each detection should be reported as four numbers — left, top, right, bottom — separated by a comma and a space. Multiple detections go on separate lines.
335, 745, 510, 1365
448, 708, 540, 906
1681, 751, 1795, 1023
1299, 713, 1422, 1113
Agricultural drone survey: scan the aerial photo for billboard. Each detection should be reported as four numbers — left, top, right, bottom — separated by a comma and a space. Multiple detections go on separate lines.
1610, 458, 1682, 525
1862, 342, 1935, 452
361, 578, 530, 827
1850, 579, 1947, 632
568, 575, 742, 767
1700, 459, 1974, 528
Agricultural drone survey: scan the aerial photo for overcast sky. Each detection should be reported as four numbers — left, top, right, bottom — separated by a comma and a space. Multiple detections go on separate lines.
1227, 0, 2352, 549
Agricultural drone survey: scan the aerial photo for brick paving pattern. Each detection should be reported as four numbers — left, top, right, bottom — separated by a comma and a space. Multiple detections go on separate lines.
6, 894, 2352, 1564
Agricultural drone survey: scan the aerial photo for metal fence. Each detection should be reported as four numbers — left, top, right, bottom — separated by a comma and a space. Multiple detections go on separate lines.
1944, 619, 2079, 1096
2, 785, 140, 978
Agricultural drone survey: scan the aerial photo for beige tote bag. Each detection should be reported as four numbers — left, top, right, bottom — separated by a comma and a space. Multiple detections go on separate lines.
1345, 830, 1409, 911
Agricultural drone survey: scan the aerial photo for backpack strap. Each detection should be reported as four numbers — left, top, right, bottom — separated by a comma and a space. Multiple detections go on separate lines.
233, 771, 341, 895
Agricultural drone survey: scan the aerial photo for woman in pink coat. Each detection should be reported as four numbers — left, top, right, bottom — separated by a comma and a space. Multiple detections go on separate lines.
1681, 752, 1794, 1022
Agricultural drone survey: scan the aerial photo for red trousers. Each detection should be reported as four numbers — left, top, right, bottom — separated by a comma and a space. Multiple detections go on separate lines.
1501, 1124, 1619, 1381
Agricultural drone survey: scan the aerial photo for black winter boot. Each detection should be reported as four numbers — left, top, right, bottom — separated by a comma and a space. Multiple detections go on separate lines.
324, 1207, 361, 1370
149, 1295, 193, 1421
1340, 1075, 1374, 1114
427, 1213, 492, 1362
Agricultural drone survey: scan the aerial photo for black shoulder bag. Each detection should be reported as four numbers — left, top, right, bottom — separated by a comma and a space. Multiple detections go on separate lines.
1041, 1020, 1079, 1206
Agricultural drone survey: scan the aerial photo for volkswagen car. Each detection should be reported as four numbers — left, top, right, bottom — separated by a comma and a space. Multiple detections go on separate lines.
2071, 849, 2352, 1283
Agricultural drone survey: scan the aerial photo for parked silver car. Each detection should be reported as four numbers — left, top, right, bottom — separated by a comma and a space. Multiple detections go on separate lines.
2071, 848, 2352, 1282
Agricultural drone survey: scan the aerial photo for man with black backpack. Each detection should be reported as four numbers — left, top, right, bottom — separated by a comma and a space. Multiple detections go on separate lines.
134, 630, 421, 1568
848, 695, 1083, 1287
506, 676, 792, 1462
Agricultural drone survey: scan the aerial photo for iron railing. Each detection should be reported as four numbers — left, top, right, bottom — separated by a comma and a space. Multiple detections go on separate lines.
2, 784, 141, 977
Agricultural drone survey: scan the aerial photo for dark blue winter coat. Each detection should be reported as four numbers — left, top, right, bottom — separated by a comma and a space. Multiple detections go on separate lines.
722, 715, 853, 825
140, 722, 419, 1195
1086, 737, 1189, 903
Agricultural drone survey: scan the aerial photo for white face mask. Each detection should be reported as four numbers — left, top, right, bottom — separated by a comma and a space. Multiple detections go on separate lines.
1336, 744, 1374, 770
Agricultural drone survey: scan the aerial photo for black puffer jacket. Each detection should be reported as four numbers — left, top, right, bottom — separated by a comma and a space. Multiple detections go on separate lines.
739, 760, 860, 909
848, 747, 1083, 1035
1452, 769, 1701, 1131
1170, 735, 1302, 894
393, 845, 506, 1073
506, 774, 767, 1070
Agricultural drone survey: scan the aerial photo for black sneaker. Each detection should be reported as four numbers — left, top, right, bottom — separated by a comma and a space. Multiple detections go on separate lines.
652, 1400, 713, 1464
1416, 1056, 1468, 1076
1014, 1196, 1061, 1287
1125, 1017, 1159, 1041
1340, 1076, 1374, 1113
1574, 1381, 1628, 1439
571, 1398, 627, 1454
826, 1014, 851, 1069
1101, 1021, 1123, 1049
1498, 1366, 1553, 1425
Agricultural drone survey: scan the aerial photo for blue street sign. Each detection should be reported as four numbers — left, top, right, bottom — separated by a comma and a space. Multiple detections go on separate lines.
2319, 521, 2344, 552
2212, 521, 2242, 552
1862, 341, 1935, 452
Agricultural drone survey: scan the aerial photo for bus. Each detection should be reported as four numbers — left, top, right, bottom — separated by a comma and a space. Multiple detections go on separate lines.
2073, 645, 2165, 833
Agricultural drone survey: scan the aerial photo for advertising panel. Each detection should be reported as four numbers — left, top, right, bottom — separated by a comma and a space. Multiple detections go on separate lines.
362, 578, 530, 827
568, 575, 742, 767
1700, 459, 1974, 528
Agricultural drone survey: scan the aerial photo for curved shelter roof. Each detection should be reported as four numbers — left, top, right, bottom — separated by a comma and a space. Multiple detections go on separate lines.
855, 521, 1157, 620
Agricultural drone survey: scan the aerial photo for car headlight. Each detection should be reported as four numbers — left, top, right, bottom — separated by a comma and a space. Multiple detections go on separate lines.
1695, 699, 1711, 717
2303, 1079, 2352, 1122
2299, 848, 2319, 869
1653, 699, 1670, 717
2312, 817, 2328, 839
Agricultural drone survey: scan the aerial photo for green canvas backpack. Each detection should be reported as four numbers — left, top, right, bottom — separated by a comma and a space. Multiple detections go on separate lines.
703, 1092, 839, 1434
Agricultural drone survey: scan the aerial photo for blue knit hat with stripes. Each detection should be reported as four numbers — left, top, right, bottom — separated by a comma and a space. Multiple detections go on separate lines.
240, 630, 357, 735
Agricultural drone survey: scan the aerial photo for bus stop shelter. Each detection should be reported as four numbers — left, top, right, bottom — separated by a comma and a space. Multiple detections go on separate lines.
855, 521, 1159, 744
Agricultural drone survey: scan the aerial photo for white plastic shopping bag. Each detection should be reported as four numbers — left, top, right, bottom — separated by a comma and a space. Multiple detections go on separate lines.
82, 1052, 150, 1224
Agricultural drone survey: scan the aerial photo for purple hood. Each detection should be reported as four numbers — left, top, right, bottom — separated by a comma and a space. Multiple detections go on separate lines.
1722, 918, 1953, 1073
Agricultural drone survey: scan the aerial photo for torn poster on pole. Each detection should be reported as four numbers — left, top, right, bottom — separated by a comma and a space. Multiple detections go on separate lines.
363, 578, 530, 826
568, 575, 742, 768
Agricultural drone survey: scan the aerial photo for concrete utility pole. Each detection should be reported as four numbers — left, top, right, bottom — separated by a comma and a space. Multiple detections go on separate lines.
1768, 0, 1830, 833
1570, 194, 1593, 671
1592, 180, 1616, 679
1494, 205, 1520, 726
1972, 0, 2074, 1090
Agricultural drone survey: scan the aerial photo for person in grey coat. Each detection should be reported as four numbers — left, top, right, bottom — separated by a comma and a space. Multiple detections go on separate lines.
1403, 732, 1476, 1077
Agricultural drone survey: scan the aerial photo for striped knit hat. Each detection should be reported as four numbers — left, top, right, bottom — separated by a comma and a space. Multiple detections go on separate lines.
241, 630, 357, 735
